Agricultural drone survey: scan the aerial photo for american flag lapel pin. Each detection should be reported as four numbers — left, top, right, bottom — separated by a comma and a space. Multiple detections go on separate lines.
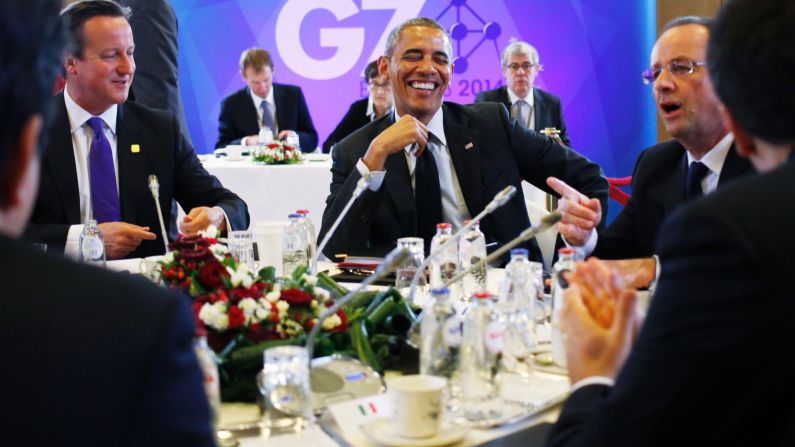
131, 144, 140, 153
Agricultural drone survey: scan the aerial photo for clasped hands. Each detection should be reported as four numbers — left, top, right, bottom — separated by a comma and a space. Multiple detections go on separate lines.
100, 206, 226, 259
243, 129, 298, 146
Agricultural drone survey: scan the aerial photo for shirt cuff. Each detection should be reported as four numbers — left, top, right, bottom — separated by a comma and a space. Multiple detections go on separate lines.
65, 224, 84, 260
562, 229, 598, 257
217, 206, 233, 234
355, 158, 386, 191
570, 376, 615, 393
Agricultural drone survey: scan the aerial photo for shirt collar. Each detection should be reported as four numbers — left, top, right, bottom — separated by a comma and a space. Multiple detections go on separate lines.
686, 132, 734, 175
396, 106, 447, 155
250, 86, 275, 108
64, 84, 118, 135
507, 87, 534, 107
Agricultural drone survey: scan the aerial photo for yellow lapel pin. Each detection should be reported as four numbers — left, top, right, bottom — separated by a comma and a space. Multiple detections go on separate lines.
131, 144, 140, 153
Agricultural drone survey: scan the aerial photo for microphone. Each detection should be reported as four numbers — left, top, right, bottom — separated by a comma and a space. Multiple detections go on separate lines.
311, 172, 375, 274
443, 211, 562, 288
305, 246, 410, 359
148, 174, 169, 254
404, 185, 517, 305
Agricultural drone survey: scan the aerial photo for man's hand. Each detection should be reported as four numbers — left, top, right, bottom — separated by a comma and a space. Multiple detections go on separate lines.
602, 257, 657, 290
97, 222, 157, 259
561, 258, 638, 383
362, 115, 428, 171
180, 206, 226, 236
242, 134, 261, 146
277, 130, 297, 140
547, 176, 602, 246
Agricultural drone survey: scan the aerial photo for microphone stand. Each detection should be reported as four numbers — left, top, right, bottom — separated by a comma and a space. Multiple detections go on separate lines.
305, 247, 409, 359
148, 175, 170, 254
311, 173, 373, 274
404, 185, 518, 305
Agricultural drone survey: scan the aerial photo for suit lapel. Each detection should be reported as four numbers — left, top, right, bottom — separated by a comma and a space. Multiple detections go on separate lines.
533, 89, 546, 132
273, 84, 284, 134
499, 87, 511, 112
116, 104, 146, 225
443, 104, 485, 215
46, 93, 81, 223
380, 116, 416, 233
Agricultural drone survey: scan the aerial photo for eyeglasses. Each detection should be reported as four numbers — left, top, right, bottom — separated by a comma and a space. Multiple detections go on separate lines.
641, 59, 707, 85
505, 62, 537, 73
368, 81, 391, 91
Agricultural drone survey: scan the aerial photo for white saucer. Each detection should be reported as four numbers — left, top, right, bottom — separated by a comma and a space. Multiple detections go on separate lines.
360, 418, 469, 447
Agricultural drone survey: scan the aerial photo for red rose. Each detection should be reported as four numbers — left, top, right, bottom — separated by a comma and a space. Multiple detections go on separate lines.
279, 288, 314, 305
227, 305, 245, 329
331, 309, 349, 333
197, 260, 229, 289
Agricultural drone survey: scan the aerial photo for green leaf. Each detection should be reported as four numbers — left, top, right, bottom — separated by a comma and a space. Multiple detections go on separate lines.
258, 266, 276, 283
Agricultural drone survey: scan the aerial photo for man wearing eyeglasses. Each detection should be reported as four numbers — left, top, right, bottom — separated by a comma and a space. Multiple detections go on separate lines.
475, 40, 571, 146
546, 16, 753, 260
323, 60, 394, 153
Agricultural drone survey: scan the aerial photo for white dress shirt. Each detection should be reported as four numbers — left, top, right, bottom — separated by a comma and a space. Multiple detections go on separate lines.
355, 107, 472, 230
241, 87, 277, 146
507, 87, 535, 130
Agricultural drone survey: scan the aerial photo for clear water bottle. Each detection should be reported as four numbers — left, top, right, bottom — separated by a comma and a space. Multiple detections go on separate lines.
459, 220, 487, 299
497, 249, 536, 374
259, 125, 274, 145
79, 219, 106, 267
453, 291, 502, 421
295, 209, 317, 268
282, 213, 308, 275
551, 247, 577, 368
420, 288, 462, 379
429, 223, 458, 289
193, 334, 221, 430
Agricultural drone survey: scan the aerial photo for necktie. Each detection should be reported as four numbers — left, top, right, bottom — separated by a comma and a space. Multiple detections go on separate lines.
260, 101, 275, 131
514, 99, 529, 128
87, 117, 120, 223
685, 161, 710, 199
414, 137, 443, 249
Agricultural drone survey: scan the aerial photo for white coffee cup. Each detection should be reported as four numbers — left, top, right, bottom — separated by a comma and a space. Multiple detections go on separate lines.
388, 375, 447, 438
252, 220, 287, 276
226, 145, 244, 160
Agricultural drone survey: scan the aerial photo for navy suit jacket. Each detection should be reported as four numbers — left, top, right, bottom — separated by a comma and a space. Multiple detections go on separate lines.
26, 92, 250, 258
1, 235, 215, 446
546, 158, 795, 446
322, 97, 369, 153
319, 102, 608, 264
475, 86, 571, 146
593, 139, 753, 259
215, 84, 318, 152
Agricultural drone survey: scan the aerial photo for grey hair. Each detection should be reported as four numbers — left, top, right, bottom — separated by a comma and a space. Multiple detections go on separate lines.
661, 15, 713, 34
383, 17, 453, 60
501, 40, 539, 67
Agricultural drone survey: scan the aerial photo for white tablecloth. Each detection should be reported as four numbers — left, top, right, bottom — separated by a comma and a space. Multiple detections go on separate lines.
200, 155, 333, 228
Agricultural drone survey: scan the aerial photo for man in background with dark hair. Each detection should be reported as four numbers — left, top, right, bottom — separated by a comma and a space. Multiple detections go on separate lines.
547, 0, 795, 445
0, 0, 214, 444
547, 16, 752, 260
216, 47, 318, 151
26, 0, 248, 259
323, 60, 394, 153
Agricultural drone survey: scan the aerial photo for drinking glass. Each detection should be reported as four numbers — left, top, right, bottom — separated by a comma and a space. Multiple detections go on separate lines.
257, 346, 313, 433
395, 237, 426, 292
228, 230, 255, 271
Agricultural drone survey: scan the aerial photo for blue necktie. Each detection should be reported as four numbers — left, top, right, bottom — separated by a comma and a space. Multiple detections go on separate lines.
87, 117, 120, 223
260, 101, 275, 131
685, 161, 710, 199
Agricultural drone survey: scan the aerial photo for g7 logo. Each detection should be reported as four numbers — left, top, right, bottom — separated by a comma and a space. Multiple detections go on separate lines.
276, 0, 425, 80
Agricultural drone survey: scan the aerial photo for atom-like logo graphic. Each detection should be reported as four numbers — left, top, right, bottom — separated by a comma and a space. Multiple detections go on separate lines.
436, 0, 502, 74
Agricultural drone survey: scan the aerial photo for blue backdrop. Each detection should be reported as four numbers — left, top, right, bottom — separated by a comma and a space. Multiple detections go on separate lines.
173, 0, 657, 182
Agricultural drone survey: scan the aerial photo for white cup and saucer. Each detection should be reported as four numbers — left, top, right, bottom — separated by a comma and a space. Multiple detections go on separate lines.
360, 375, 469, 446
225, 145, 245, 161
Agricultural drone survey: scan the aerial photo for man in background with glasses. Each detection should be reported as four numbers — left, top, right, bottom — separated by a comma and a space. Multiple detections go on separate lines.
323, 60, 394, 153
546, 16, 752, 260
476, 40, 571, 146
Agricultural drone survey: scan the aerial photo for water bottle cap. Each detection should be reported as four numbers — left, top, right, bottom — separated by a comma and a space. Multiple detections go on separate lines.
473, 291, 491, 300
430, 287, 449, 295
295, 209, 310, 214
559, 247, 575, 255
436, 223, 452, 229
288, 213, 301, 218
510, 248, 529, 256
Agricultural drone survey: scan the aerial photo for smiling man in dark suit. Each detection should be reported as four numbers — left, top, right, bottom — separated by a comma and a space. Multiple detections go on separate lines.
215, 47, 318, 152
319, 17, 607, 263
475, 40, 571, 146
25, 0, 248, 260
0, 1, 214, 444
547, 16, 753, 260
547, 0, 795, 444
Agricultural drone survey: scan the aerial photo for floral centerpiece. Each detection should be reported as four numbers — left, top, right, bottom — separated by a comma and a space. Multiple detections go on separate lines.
251, 140, 303, 165
155, 227, 418, 402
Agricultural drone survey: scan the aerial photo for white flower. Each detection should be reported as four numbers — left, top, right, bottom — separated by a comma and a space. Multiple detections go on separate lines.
310, 300, 318, 309
255, 306, 270, 321
199, 302, 229, 331
301, 274, 317, 286
163, 251, 176, 264
210, 243, 229, 256
238, 298, 258, 316
314, 288, 330, 301
199, 225, 219, 239
276, 300, 290, 317
322, 314, 342, 330
265, 290, 281, 302
227, 265, 253, 288
272, 283, 282, 292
